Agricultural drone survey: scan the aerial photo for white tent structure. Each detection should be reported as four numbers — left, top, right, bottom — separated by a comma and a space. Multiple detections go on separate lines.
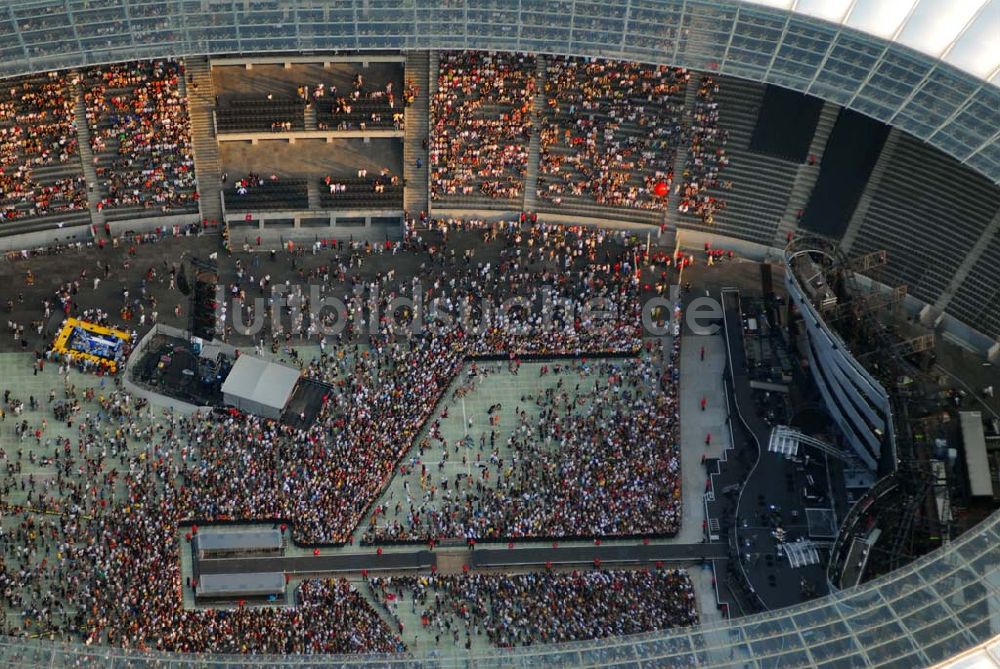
221, 355, 300, 420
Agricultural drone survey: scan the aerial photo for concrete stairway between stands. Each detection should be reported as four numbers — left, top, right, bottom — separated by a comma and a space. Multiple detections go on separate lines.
304, 103, 318, 131
522, 55, 547, 213
183, 56, 224, 225
307, 180, 321, 209
69, 71, 104, 229
773, 101, 840, 246
403, 51, 431, 216
666, 75, 700, 230
936, 206, 1000, 312
840, 127, 901, 254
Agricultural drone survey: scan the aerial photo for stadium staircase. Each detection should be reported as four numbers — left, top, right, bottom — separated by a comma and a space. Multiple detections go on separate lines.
940, 206, 1000, 316
773, 101, 840, 246
183, 56, 224, 226
840, 127, 901, 254
307, 180, 321, 209
522, 55, 548, 213
304, 103, 318, 131
69, 72, 104, 230
403, 51, 430, 216
666, 75, 700, 230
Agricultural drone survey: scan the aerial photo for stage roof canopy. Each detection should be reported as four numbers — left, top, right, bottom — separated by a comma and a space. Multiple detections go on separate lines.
195, 572, 286, 599
195, 529, 283, 556
221, 355, 300, 420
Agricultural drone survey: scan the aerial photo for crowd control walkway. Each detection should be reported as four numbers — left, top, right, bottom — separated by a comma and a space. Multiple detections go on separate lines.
195, 540, 729, 576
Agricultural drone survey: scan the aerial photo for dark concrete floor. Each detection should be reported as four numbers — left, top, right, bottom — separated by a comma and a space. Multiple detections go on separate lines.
213, 62, 403, 101
219, 137, 403, 182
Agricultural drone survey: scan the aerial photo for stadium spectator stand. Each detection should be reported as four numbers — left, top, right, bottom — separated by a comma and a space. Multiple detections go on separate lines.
83, 59, 198, 221
0, 72, 88, 231
536, 56, 687, 225
316, 97, 402, 131
319, 174, 402, 209
678, 75, 799, 245
430, 50, 536, 208
748, 86, 823, 162
948, 229, 1000, 341
849, 133, 1000, 308
798, 109, 890, 240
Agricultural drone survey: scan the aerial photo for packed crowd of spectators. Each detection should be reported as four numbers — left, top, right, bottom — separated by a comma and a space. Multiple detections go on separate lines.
537, 58, 688, 210
0, 411, 401, 654
362, 349, 682, 543
0, 73, 88, 221
186, 222, 645, 544
367, 570, 698, 648
0, 219, 689, 654
84, 60, 197, 213
677, 75, 729, 224
430, 51, 536, 201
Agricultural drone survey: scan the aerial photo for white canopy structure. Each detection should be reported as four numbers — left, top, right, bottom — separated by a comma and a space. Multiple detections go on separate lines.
221, 355, 300, 420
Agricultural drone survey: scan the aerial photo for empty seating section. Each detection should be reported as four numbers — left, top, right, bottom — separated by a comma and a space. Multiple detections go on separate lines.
320, 177, 403, 209
216, 97, 306, 132
851, 134, 1000, 306
536, 57, 686, 224
678, 75, 797, 244
83, 60, 197, 221
949, 232, 1000, 341
317, 97, 402, 131
430, 51, 536, 208
0, 72, 88, 226
225, 176, 308, 212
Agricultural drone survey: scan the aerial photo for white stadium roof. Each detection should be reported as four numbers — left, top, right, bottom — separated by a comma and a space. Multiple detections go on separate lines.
744, 0, 1000, 84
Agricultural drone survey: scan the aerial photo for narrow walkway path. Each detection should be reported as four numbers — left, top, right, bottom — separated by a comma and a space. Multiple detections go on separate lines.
679, 329, 731, 544
183, 56, 224, 225
196, 541, 728, 576
402, 51, 430, 216
307, 179, 320, 209
772, 101, 840, 246
68, 71, 105, 229
665, 76, 699, 229
522, 55, 547, 213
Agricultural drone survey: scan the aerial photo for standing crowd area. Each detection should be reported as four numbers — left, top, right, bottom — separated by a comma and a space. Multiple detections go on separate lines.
537, 58, 688, 211
361, 349, 682, 543
430, 51, 537, 202
0, 219, 696, 655
367, 569, 698, 649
